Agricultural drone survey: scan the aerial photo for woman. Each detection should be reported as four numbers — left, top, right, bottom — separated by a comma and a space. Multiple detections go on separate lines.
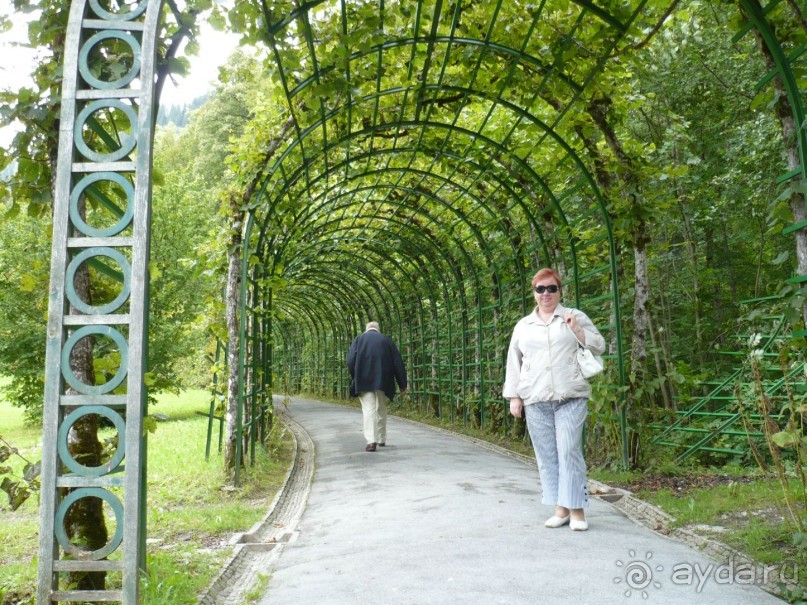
503, 268, 606, 531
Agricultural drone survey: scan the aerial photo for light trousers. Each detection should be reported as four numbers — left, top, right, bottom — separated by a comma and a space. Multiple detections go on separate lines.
359, 390, 388, 444
524, 398, 589, 510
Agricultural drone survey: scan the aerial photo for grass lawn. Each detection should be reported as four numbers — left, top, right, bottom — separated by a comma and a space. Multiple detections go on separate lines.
0, 389, 294, 605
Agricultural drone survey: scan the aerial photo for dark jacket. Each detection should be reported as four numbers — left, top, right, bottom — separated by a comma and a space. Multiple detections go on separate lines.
347, 329, 407, 401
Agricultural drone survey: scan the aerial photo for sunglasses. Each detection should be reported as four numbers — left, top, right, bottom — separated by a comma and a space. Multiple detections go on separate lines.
534, 285, 559, 294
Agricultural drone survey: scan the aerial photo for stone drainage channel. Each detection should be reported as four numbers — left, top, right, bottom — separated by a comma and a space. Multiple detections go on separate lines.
197, 409, 314, 605
197, 405, 786, 603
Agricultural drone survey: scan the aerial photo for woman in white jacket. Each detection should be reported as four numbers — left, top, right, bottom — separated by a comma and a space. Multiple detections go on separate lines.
503, 268, 606, 531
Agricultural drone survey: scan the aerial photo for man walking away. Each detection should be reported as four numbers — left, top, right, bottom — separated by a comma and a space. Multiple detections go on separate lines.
347, 322, 407, 452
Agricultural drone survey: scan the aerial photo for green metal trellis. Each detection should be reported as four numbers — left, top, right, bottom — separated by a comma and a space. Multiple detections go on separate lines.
38, 1, 158, 602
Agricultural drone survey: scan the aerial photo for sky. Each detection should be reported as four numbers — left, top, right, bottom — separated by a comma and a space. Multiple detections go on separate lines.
0, 2, 37, 145
0, 1, 240, 144
160, 25, 240, 107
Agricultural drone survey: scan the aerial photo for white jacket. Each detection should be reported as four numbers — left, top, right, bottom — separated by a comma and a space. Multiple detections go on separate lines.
502, 303, 606, 404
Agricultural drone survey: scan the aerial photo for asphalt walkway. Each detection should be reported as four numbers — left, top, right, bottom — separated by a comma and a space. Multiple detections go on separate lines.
252, 397, 786, 605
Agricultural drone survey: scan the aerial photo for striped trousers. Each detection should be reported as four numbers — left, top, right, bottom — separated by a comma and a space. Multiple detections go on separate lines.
524, 398, 589, 510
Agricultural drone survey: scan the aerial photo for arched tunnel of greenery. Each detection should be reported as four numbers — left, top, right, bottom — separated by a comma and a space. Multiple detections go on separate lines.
215, 0, 804, 473
232, 0, 638, 455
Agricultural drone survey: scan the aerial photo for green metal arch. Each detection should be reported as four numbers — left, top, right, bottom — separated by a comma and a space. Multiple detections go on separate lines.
253, 144, 555, 281
265, 209, 513, 419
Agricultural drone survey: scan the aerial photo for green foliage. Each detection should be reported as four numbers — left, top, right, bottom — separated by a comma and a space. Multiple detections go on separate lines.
0, 212, 50, 422
625, 3, 794, 368
156, 94, 210, 128
0, 435, 40, 512
0, 0, 238, 417
736, 333, 807, 534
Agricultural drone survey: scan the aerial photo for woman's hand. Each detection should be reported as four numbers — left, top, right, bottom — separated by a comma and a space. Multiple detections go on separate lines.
509, 397, 524, 418
564, 313, 585, 344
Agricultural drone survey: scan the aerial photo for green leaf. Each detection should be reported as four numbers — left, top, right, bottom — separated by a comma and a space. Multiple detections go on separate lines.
10, 485, 30, 511
2, 202, 19, 220
771, 251, 789, 265
771, 430, 799, 448
166, 56, 190, 78
143, 416, 158, 435
149, 261, 163, 281
23, 461, 41, 482
208, 10, 227, 31
19, 273, 38, 292
0, 476, 30, 511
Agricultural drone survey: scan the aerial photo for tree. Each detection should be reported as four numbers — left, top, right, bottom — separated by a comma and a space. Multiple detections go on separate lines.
741, 0, 807, 327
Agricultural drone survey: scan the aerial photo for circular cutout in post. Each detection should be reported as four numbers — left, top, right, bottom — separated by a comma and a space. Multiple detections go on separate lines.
65, 247, 131, 315
57, 406, 126, 477
79, 30, 141, 90
69, 172, 134, 237
74, 99, 138, 163
55, 488, 124, 560
89, 0, 148, 21
61, 325, 128, 395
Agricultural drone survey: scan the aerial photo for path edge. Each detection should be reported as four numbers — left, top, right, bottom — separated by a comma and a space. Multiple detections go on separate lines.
196, 406, 315, 605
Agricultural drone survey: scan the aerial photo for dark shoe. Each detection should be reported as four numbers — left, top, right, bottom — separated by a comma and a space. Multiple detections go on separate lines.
365, 443, 377, 452
378, 443, 386, 447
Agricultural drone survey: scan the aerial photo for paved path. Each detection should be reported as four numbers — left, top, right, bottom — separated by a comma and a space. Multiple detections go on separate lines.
249, 397, 785, 605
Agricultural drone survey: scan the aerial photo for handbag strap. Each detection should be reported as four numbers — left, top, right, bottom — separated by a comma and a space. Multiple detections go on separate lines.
563, 311, 587, 348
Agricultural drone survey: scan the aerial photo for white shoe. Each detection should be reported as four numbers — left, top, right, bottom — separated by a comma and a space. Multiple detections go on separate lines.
570, 518, 588, 531
544, 515, 570, 528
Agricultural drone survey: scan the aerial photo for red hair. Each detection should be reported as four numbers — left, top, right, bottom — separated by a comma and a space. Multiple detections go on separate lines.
531, 268, 562, 289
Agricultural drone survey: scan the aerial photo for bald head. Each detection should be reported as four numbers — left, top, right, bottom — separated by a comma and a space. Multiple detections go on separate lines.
366, 321, 380, 332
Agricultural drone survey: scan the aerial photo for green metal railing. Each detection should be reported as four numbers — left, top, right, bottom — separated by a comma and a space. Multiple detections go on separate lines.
652, 312, 805, 461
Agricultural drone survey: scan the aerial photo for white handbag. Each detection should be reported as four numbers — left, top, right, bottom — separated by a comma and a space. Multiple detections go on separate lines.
576, 345, 604, 378
567, 318, 604, 378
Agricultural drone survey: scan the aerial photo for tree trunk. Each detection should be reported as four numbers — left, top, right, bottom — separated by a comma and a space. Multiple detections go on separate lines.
571, 120, 620, 354
224, 230, 243, 473
221, 116, 297, 475
646, 310, 671, 409
632, 222, 650, 372
64, 193, 108, 590
721, 221, 739, 300
677, 197, 703, 346
586, 98, 652, 381
750, 16, 807, 326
